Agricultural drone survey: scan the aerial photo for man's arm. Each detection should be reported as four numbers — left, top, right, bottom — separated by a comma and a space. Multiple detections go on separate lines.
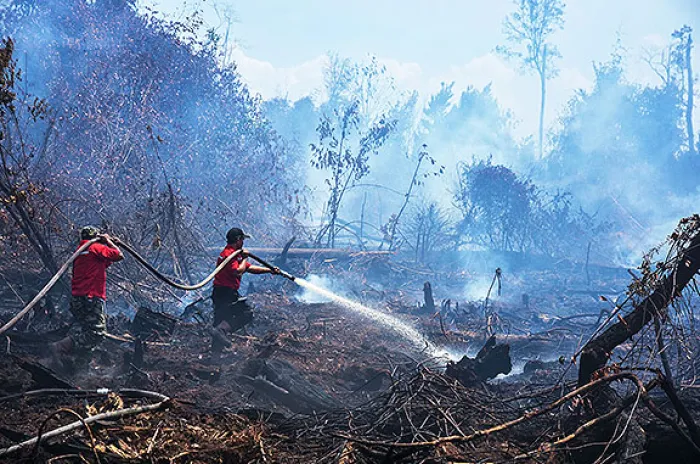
238, 249, 280, 275
246, 264, 279, 275
233, 258, 251, 276
97, 234, 124, 262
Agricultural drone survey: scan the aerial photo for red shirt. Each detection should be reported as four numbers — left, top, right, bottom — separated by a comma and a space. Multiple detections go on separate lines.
71, 240, 122, 299
213, 245, 247, 290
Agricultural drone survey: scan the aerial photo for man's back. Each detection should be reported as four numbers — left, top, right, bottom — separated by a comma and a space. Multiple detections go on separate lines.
71, 240, 122, 299
213, 244, 246, 290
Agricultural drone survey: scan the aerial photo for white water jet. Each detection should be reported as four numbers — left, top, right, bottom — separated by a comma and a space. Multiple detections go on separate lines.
295, 277, 456, 360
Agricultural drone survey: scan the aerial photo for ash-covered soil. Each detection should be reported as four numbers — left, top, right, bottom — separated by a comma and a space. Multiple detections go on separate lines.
1, 261, 699, 463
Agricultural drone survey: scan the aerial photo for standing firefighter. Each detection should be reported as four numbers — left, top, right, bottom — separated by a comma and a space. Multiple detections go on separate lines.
51, 226, 124, 369
210, 227, 279, 354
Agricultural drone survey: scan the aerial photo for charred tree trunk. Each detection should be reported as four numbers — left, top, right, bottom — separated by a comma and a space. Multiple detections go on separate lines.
423, 281, 435, 313
686, 32, 695, 155
578, 231, 700, 386
585, 241, 592, 287
167, 185, 194, 283
275, 236, 296, 267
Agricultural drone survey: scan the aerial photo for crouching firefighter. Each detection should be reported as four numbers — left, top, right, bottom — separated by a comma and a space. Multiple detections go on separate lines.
51, 226, 124, 370
210, 227, 279, 354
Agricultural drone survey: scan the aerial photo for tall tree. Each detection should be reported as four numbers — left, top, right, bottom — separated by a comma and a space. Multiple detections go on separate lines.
498, 0, 565, 159
311, 101, 395, 248
311, 55, 398, 248
672, 25, 695, 155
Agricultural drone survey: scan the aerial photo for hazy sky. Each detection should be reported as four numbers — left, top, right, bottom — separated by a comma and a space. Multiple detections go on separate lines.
145, 0, 700, 139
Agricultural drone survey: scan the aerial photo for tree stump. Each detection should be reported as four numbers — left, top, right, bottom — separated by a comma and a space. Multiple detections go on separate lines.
445, 335, 512, 387
422, 281, 435, 313
130, 307, 177, 340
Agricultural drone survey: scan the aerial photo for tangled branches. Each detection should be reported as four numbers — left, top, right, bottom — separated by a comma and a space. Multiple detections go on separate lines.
578, 215, 700, 386
271, 366, 700, 463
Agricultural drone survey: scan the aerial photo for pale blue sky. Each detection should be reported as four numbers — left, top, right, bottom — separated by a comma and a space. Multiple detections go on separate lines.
144, 0, 700, 137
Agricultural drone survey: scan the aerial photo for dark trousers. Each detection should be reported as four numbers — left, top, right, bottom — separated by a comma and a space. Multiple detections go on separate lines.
211, 286, 253, 335
68, 296, 106, 352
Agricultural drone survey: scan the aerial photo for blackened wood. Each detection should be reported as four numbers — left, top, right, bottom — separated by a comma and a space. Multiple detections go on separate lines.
446, 335, 512, 387
423, 282, 435, 313
578, 232, 700, 386
130, 307, 177, 340
11, 355, 75, 389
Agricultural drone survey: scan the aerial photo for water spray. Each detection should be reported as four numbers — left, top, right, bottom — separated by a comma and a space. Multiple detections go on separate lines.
248, 254, 454, 360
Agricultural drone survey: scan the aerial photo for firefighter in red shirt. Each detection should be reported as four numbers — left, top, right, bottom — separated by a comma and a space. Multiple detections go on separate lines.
52, 226, 124, 365
210, 227, 279, 353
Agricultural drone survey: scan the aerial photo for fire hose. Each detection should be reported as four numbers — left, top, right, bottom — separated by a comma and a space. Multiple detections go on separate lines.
115, 240, 245, 291
0, 237, 294, 336
116, 240, 295, 283
245, 252, 296, 281
0, 238, 100, 337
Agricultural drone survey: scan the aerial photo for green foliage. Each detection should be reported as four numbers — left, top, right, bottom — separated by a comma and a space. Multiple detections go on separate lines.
308, 54, 403, 247
421, 83, 524, 168
455, 157, 604, 257
455, 157, 535, 251
546, 52, 689, 203
498, 0, 565, 158
498, 0, 565, 78
671, 25, 693, 71
311, 100, 396, 247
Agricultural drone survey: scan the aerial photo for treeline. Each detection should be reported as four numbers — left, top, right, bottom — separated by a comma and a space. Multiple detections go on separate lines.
1, 0, 699, 284
263, 25, 700, 265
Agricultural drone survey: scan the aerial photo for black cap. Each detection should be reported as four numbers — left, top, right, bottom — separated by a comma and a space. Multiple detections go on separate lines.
80, 226, 100, 240
226, 227, 251, 244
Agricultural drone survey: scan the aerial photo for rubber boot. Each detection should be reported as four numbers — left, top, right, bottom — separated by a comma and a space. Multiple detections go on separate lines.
49, 336, 73, 374
209, 322, 232, 352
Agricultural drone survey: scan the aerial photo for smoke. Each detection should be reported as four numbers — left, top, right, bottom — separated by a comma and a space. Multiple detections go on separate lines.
295, 274, 339, 304
463, 274, 500, 302
7, 1, 697, 265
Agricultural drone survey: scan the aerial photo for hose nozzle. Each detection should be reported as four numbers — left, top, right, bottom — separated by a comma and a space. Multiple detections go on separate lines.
278, 270, 296, 281
248, 252, 296, 282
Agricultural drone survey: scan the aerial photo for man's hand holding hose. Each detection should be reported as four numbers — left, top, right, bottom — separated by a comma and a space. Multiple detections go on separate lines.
240, 248, 282, 276
99, 234, 124, 260
244, 250, 292, 280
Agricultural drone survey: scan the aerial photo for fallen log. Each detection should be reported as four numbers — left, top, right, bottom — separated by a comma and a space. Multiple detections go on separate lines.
207, 247, 393, 259
240, 358, 338, 414
578, 218, 700, 386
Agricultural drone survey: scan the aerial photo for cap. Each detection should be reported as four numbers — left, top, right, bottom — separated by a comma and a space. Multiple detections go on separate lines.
226, 227, 251, 244
80, 226, 100, 240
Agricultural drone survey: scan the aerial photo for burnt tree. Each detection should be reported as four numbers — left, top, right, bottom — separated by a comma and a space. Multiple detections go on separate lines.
578, 217, 700, 385
0, 39, 59, 275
